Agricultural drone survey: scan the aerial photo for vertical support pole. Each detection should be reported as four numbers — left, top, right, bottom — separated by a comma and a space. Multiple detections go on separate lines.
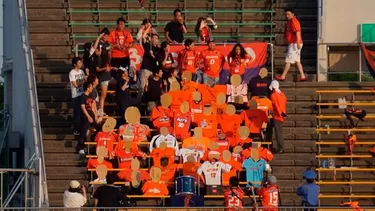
270, 43, 274, 79
0, 172, 3, 207
359, 45, 362, 82
24, 172, 28, 208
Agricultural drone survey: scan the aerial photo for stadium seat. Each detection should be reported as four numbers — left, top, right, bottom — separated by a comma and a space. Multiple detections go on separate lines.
316, 141, 375, 145
316, 115, 375, 119
316, 168, 375, 172
316, 155, 372, 159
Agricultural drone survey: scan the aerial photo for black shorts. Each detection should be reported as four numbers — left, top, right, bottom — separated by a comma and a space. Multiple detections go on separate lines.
111, 57, 130, 69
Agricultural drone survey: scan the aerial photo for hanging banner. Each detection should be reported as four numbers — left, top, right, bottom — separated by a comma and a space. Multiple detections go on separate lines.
129, 43, 268, 83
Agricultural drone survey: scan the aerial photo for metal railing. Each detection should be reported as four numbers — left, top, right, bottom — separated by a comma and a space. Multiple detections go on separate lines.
0, 109, 11, 157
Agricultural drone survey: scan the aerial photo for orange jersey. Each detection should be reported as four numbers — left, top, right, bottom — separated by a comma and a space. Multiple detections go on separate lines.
221, 159, 242, 186
150, 147, 175, 167
190, 100, 204, 124
200, 27, 211, 43
213, 137, 230, 154
212, 102, 228, 115
202, 49, 225, 77
285, 16, 302, 44
117, 169, 150, 181
150, 106, 173, 132
252, 96, 273, 114
182, 161, 200, 181
258, 185, 280, 210
114, 141, 146, 169
173, 110, 192, 140
242, 146, 274, 162
169, 90, 191, 112
182, 81, 199, 92
178, 49, 201, 73
229, 137, 252, 148
142, 180, 169, 196
95, 131, 118, 154
227, 55, 250, 75
241, 109, 268, 134
224, 187, 244, 211
195, 113, 218, 139
108, 30, 133, 58
87, 158, 113, 169
160, 163, 177, 184
218, 114, 243, 138
182, 136, 211, 151
270, 92, 287, 122
118, 123, 150, 143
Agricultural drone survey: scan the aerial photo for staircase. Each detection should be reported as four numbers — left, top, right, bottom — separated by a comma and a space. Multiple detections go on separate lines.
27, 0, 322, 207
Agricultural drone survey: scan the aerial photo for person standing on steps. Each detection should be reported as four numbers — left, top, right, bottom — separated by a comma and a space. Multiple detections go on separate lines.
275, 8, 306, 82
164, 8, 187, 44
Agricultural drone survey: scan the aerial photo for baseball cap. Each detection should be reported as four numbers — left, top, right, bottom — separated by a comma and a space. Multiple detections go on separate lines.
70, 180, 80, 189
303, 170, 317, 179
267, 175, 277, 185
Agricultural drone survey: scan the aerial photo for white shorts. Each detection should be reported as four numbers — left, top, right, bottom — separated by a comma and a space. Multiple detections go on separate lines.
285, 43, 302, 64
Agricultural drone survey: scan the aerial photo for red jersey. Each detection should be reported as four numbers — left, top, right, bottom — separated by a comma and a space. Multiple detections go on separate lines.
150, 106, 173, 132
257, 185, 280, 211
114, 141, 146, 169
224, 187, 244, 211
178, 49, 201, 73
95, 131, 118, 154
228, 137, 252, 148
173, 110, 192, 139
195, 113, 218, 139
118, 123, 150, 143
190, 99, 204, 124
218, 114, 243, 138
284, 16, 302, 44
200, 27, 211, 43
227, 55, 251, 76
142, 180, 169, 196
117, 169, 150, 181
150, 147, 175, 167
202, 49, 225, 77
108, 29, 133, 58
87, 158, 113, 169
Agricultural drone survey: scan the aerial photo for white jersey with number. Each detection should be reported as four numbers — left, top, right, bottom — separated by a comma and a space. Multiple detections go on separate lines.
197, 161, 232, 185
178, 148, 204, 163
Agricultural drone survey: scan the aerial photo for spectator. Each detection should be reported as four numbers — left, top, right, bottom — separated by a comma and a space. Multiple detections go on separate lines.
224, 176, 244, 210
69, 57, 86, 136
248, 68, 271, 98
155, 41, 175, 77
257, 175, 280, 211
63, 180, 87, 209
164, 8, 187, 43
140, 34, 160, 94
108, 17, 134, 69
144, 69, 165, 113
266, 80, 287, 154
78, 82, 100, 154
194, 16, 217, 43
165, 68, 181, 92
178, 39, 201, 82
87, 74, 99, 109
93, 173, 131, 208
136, 18, 157, 45
116, 68, 139, 124
276, 8, 306, 82
201, 40, 225, 86
297, 170, 320, 209
227, 43, 253, 78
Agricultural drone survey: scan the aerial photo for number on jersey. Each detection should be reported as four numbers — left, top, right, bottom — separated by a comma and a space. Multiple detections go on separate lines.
269, 191, 278, 206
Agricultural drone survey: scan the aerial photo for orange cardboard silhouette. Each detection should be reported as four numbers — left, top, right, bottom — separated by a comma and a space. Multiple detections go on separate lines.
203, 106, 212, 115
225, 104, 236, 115
208, 151, 220, 160
96, 146, 108, 163
125, 107, 141, 124
122, 140, 132, 152
209, 141, 219, 150
233, 146, 243, 154
230, 74, 242, 87
130, 158, 141, 188
251, 148, 260, 161
96, 164, 108, 181
182, 71, 192, 82
259, 68, 268, 79
248, 100, 257, 109
160, 93, 172, 109
180, 101, 190, 113
192, 91, 202, 102
238, 126, 250, 138
222, 150, 232, 162
160, 127, 169, 136
170, 81, 181, 91
193, 127, 203, 139
150, 166, 162, 182
186, 155, 196, 162
216, 92, 226, 105
102, 117, 116, 133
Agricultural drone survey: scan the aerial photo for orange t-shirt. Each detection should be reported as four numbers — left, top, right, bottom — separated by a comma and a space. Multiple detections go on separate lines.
227, 55, 250, 76
118, 123, 150, 143
190, 100, 204, 124
285, 16, 302, 44
182, 81, 199, 92
195, 113, 218, 139
214, 138, 230, 154
117, 169, 150, 181
150, 147, 175, 167
252, 96, 273, 114
87, 158, 113, 169
114, 141, 146, 169
182, 136, 211, 151
241, 109, 268, 134
173, 110, 192, 140
200, 27, 210, 43
242, 146, 274, 162
229, 137, 252, 148
202, 49, 225, 77
95, 131, 118, 155
108, 30, 134, 58
169, 90, 191, 112
150, 106, 173, 132
160, 163, 177, 184
224, 187, 244, 211
257, 185, 279, 209
270, 92, 287, 122
218, 114, 243, 138
142, 180, 169, 196
221, 159, 242, 186
182, 161, 200, 181
178, 49, 201, 74
212, 102, 227, 115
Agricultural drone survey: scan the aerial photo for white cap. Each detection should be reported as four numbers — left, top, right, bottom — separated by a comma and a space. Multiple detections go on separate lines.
70, 180, 80, 189
269, 80, 281, 93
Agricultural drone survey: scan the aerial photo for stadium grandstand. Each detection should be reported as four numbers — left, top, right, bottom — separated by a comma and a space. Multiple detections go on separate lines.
1, 0, 375, 210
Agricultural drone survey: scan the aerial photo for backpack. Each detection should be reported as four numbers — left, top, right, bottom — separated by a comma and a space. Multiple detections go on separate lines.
344, 108, 366, 128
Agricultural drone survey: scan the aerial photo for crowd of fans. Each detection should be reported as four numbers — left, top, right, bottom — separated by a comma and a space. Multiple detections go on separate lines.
65, 8, 318, 210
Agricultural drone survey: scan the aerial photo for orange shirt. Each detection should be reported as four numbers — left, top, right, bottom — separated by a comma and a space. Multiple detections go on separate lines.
173, 110, 192, 140
178, 49, 201, 74
218, 114, 243, 138
202, 49, 225, 77
257, 185, 279, 209
212, 102, 227, 115
117, 169, 150, 181
214, 138, 230, 154
150, 147, 175, 167
252, 96, 273, 114
200, 27, 210, 43
227, 55, 250, 75
242, 146, 274, 162
182, 81, 199, 92
169, 90, 191, 112
229, 137, 252, 148
114, 141, 146, 169
150, 106, 173, 132
118, 123, 150, 143
224, 187, 244, 211
241, 109, 268, 134
270, 91, 287, 122
190, 100, 204, 124
142, 180, 169, 196
108, 30, 133, 58
182, 136, 211, 151
195, 113, 218, 139
87, 158, 113, 169
285, 16, 302, 44
182, 161, 200, 181
160, 163, 177, 184
95, 131, 118, 155
221, 159, 242, 186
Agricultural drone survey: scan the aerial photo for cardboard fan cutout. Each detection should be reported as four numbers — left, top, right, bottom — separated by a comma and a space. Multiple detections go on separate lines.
102, 117, 116, 132
130, 158, 142, 188
121, 106, 150, 143
161, 93, 172, 109
169, 81, 190, 111
259, 68, 268, 79
227, 74, 248, 104
214, 92, 227, 115
95, 164, 108, 183
150, 94, 173, 132
96, 118, 117, 156
190, 91, 204, 124
221, 149, 242, 186
232, 126, 252, 148
196, 105, 218, 139
182, 126, 210, 151
142, 167, 169, 196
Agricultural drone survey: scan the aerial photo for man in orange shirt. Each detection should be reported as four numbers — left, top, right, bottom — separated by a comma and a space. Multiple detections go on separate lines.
276, 8, 306, 82
257, 175, 280, 211
266, 80, 287, 154
201, 40, 225, 86
108, 17, 134, 69
178, 39, 201, 81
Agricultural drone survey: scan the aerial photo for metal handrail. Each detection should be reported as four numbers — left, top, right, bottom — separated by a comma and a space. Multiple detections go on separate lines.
0, 110, 11, 157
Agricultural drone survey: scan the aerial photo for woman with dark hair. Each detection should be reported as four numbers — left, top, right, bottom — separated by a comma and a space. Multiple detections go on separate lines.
136, 18, 157, 45
155, 41, 175, 76
63, 180, 87, 209
165, 68, 181, 92
227, 43, 253, 77
194, 16, 217, 43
